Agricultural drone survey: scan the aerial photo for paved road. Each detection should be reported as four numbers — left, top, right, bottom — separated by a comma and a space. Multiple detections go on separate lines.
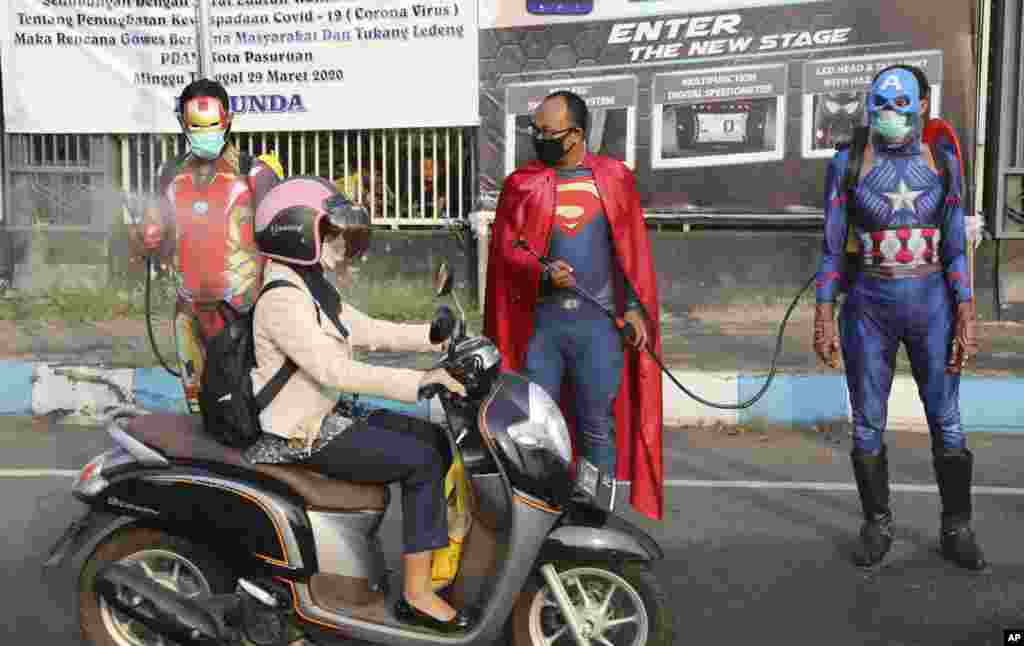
3, 417, 1023, 646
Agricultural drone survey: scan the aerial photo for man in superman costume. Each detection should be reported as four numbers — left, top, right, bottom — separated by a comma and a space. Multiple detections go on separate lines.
130, 78, 280, 414
813, 65, 985, 570
484, 91, 665, 520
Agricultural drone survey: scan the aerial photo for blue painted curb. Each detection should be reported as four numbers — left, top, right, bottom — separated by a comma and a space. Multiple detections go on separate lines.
735, 373, 1023, 433
129, 368, 432, 418
0, 360, 36, 416
737, 374, 849, 426
133, 368, 187, 414
3, 360, 1022, 432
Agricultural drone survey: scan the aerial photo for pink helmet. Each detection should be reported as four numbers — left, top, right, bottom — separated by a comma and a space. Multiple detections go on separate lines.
254, 176, 370, 265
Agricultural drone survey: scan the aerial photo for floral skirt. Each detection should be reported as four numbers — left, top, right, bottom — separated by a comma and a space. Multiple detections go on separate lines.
242, 397, 371, 465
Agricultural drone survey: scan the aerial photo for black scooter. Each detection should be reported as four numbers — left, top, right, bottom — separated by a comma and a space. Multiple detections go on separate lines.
43, 262, 673, 646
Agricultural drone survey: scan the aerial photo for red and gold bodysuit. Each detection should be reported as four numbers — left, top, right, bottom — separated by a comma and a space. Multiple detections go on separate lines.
157, 149, 275, 413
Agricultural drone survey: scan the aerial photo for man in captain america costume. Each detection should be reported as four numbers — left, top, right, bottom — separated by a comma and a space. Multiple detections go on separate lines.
813, 65, 985, 570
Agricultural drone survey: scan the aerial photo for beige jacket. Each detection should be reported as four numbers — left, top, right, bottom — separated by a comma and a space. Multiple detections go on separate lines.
251, 261, 441, 445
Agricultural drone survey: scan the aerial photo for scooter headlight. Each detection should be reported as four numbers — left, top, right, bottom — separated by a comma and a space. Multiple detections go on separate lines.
506, 383, 573, 467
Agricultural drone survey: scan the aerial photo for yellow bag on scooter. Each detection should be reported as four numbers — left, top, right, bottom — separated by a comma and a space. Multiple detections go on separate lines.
431, 452, 471, 589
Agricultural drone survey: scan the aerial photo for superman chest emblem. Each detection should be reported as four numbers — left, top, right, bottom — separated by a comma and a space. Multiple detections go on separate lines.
555, 178, 603, 236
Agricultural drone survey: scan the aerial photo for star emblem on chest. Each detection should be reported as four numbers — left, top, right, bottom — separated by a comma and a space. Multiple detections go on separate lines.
883, 179, 924, 214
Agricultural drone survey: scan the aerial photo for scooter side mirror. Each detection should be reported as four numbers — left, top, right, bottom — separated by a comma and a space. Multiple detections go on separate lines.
435, 260, 454, 297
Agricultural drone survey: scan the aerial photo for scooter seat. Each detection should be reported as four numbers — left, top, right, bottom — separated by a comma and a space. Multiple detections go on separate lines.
122, 413, 388, 511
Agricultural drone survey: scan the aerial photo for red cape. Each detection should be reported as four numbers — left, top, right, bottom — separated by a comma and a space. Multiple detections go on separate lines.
923, 117, 972, 290
483, 152, 665, 520
923, 117, 964, 169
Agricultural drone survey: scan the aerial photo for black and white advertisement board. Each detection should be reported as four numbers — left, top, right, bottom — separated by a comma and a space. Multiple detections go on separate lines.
478, 0, 977, 215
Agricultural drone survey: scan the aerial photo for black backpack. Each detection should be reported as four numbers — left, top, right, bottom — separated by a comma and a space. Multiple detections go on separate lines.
837, 126, 952, 278
199, 279, 319, 449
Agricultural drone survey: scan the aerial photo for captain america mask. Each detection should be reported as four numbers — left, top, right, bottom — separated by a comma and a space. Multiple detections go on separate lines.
867, 68, 923, 142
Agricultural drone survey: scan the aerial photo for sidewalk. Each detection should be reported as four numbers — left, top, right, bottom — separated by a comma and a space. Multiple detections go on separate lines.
1, 309, 1021, 432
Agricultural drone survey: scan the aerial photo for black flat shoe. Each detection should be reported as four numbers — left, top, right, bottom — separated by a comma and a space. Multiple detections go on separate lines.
394, 598, 475, 633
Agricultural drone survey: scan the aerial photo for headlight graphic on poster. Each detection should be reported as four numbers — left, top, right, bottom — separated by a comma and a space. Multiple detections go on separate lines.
651, 64, 787, 169
801, 50, 943, 158
504, 75, 638, 176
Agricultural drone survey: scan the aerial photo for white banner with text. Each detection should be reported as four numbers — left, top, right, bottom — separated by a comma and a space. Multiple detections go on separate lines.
2, 0, 479, 133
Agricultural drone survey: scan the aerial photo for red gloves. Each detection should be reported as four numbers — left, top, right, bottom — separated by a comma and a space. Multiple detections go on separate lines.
813, 303, 841, 369
947, 301, 978, 374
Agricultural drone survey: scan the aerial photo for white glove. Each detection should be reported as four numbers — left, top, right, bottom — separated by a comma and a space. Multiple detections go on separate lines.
418, 368, 467, 398
967, 214, 985, 250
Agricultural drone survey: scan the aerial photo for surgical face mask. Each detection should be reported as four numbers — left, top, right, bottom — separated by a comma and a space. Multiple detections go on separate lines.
871, 110, 913, 142
320, 235, 346, 272
187, 130, 227, 160
533, 134, 573, 166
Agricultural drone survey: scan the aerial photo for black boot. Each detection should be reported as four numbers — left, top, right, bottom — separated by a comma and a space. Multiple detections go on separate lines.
933, 448, 987, 570
850, 447, 894, 567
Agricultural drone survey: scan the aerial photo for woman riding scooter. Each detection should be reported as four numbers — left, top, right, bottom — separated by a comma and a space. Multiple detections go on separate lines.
246, 176, 476, 633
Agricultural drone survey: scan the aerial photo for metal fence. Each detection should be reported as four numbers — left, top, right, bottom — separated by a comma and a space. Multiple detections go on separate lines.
2, 133, 118, 231
119, 127, 477, 228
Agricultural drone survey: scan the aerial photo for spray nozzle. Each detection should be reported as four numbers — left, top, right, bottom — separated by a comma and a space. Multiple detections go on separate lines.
142, 223, 163, 253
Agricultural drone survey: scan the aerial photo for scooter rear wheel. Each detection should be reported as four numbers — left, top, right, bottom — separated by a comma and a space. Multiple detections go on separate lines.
78, 526, 235, 646
510, 561, 673, 646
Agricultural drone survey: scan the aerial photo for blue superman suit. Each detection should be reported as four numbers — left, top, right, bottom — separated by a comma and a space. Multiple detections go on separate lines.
814, 139, 971, 456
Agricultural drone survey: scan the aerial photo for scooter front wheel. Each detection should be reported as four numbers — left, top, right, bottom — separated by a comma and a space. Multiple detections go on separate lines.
509, 561, 674, 646
78, 527, 235, 646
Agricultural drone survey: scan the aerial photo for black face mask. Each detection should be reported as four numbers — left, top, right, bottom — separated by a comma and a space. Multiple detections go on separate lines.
533, 133, 576, 166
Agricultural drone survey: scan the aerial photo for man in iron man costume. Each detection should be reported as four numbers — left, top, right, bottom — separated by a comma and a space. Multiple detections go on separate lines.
484, 91, 665, 521
131, 78, 281, 415
813, 65, 985, 570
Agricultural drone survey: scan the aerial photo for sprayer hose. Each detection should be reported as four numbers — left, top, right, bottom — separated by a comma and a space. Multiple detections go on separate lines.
654, 273, 816, 410
145, 256, 181, 378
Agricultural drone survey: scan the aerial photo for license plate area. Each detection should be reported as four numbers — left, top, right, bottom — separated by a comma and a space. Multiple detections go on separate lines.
575, 459, 617, 512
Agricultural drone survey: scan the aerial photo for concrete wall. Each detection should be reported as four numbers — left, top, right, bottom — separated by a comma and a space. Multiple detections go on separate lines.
1, 229, 109, 292
356, 229, 472, 288
467, 213, 1016, 321
3, 223, 1022, 325
646, 229, 1002, 319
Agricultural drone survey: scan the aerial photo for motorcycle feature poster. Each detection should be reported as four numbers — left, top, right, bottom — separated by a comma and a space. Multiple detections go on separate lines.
651, 64, 787, 169
801, 50, 944, 158
477, 0, 976, 214
504, 75, 638, 176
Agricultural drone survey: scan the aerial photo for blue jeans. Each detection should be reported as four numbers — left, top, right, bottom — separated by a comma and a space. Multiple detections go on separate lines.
525, 311, 625, 475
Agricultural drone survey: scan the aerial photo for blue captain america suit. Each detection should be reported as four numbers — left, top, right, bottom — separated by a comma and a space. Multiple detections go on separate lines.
815, 135, 971, 454
813, 65, 985, 571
